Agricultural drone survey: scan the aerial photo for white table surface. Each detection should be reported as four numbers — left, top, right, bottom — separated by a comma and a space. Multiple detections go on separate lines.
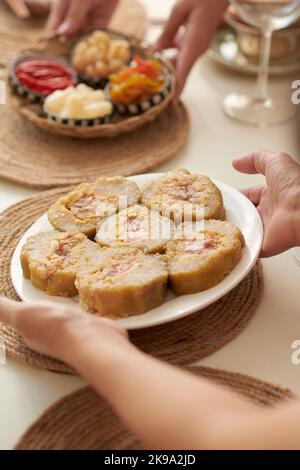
1, 0, 300, 450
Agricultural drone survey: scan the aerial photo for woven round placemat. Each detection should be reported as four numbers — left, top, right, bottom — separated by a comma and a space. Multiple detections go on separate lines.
0, 0, 148, 66
0, 187, 263, 374
0, 101, 189, 189
14, 365, 295, 450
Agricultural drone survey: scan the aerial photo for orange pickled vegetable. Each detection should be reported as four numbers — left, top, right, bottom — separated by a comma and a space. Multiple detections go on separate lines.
109, 56, 165, 105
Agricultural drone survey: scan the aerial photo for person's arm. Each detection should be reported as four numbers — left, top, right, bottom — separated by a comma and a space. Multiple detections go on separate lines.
1, 297, 300, 450
153, 0, 228, 100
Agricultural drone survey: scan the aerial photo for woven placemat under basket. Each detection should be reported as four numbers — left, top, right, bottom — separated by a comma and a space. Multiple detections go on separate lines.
0, 0, 148, 66
0, 101, 189, 189
14, 365, 295, 450
0, 187, 263, 374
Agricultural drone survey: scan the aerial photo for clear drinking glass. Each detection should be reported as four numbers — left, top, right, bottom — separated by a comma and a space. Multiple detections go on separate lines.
223, 0, 300, 126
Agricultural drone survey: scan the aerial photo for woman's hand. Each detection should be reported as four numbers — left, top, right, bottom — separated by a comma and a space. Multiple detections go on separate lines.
153, 0, 228, 100
0, 297, 129, 362
24, 0, 51, 16
233, 150, 300, 257
46, 0, 119, 36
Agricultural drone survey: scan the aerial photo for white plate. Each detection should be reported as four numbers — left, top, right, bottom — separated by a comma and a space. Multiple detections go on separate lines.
208, 27, 300, 76
11, 173, 263, 330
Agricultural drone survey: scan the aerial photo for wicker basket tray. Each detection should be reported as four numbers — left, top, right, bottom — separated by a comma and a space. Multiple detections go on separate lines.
7, 34, 176, 139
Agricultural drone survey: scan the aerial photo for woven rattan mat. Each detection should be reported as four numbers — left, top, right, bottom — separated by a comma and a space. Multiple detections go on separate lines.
0, 101, 189, 189
0, 0, 148, 66
0, 187, 263, 374
14, 365, 295, 450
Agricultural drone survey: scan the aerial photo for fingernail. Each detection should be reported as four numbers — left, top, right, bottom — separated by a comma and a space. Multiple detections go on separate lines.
57, 20, 70, 35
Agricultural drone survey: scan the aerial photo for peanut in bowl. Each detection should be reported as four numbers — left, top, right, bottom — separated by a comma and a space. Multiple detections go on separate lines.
69, 29, 134, 89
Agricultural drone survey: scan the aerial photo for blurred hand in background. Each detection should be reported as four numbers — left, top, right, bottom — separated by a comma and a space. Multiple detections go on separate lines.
153, 0, 228, 100
24, 0, 51, 16
25, 0, 228, 100
45, 0, 119, 36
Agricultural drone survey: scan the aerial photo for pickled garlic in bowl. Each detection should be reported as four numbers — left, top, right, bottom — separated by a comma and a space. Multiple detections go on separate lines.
44, 84, 113, 120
